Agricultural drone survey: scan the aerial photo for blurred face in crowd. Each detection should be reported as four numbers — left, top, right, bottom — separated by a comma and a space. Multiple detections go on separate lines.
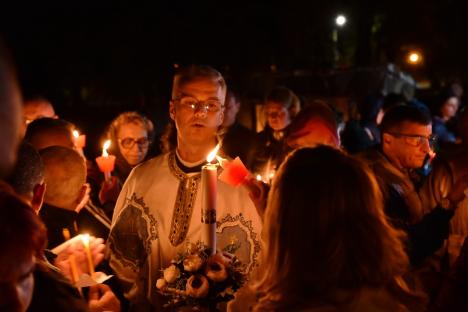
20, 100, 57, 139
23, 100, 56, 125
117, 122, 149, 166
0, 255, 35, 312
383, 121, 433, 169
265, 101, 291, 131
440, 96, 459, 120
170, 78, 225, 148
222, 94, 240, 127
287, 121, 339, 149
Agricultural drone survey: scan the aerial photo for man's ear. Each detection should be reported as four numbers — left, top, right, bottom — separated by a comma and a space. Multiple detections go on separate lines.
31, 183, 46, 214
74, 183, 90, 213
382, 133, 393, 145
169, 101, 175, 121
218, 109, 224, 126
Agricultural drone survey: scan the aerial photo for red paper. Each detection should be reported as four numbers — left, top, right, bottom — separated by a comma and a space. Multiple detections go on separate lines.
219, 157, 249, 187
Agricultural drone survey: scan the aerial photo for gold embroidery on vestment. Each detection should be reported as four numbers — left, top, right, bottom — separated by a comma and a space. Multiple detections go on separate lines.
168, 152, 201, 246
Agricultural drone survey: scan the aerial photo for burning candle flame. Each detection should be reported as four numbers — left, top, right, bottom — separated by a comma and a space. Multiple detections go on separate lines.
102, 140, 111, 157
256, 174, 262, 181
73, 130, 79, 138
206, 143, 221, 163
81, 233, 90, 245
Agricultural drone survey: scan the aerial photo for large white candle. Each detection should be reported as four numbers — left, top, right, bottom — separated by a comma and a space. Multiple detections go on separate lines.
201, 145, 220, 255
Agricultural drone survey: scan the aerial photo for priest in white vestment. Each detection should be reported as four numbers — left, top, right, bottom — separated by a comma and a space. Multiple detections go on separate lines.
108, 65, 262, 310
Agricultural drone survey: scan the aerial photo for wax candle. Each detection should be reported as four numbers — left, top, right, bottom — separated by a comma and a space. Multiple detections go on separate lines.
80, 234, 95, 277
62, 229, 79, 285
95, 140, 116, 181
201, 145, 220, 255
73, 130, 86, 149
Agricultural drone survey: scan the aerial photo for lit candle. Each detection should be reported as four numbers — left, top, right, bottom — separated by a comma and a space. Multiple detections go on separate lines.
201, 144, 220, 255
80, 234, 95, 277
62, 229, 79, 285
73, 130, 86, 149
263, 158, 272, 184
95, 140, 116, 181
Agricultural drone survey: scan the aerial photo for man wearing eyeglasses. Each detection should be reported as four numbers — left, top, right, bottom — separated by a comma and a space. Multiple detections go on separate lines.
107, 65, 262, 310
361, 105, 468, 267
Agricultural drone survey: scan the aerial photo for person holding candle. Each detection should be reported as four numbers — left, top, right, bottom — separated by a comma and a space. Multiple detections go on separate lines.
250, 86, 300, 178
39, 146, 109, 249
108, 65, 262, 310
89, 111, 155, 219
0, 186, 121, 312
4, 146, 122, 310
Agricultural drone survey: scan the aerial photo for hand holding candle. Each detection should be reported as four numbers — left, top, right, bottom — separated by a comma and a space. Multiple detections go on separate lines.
96, 140, 116, 181
218, 156, 269, 219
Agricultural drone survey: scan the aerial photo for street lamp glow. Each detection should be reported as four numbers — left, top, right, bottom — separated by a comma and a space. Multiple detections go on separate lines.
335, 15, 347, 27
407, 51, 422, 65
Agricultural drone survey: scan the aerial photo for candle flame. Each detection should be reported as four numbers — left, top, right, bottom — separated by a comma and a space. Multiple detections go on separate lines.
102, 140, 111, 157
206, 142, 221, 163
256, 174, 262, 181
73, 130, 79, 138
81, 233, 90, 245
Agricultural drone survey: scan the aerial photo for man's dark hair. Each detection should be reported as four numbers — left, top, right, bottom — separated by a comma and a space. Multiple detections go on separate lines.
6, 142, 44, 196
380, 105, 431, 135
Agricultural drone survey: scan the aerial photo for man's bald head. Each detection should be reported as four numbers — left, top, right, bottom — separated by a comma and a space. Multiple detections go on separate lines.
23, 97, 57, 124
40, 146, 86, 210
24, 118, 75, 151
0, 38, 22, 177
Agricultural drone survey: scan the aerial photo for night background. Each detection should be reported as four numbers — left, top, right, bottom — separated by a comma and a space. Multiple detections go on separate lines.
1, 0, 467, 157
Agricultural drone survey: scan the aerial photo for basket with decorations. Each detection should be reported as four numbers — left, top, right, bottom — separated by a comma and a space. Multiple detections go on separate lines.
156, 241, 245, 310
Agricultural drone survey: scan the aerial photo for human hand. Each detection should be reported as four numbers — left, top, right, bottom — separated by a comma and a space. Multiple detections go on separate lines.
88, 284, 121, 312
244, 178, 269, 219
99, 176, 120, 205
76, 183, 91, 213
54, 236, 106, 280
448, 174, 468, 207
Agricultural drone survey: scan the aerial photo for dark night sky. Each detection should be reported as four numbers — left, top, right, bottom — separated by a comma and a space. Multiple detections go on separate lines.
1, 0, 467, 154
2, 0, 468, 97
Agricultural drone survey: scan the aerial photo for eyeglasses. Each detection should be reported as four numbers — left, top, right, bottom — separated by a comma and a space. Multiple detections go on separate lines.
387, 132, 437, 147
174, 96, 223, 113
265, 109, 287, 119
119, 137, 149, 149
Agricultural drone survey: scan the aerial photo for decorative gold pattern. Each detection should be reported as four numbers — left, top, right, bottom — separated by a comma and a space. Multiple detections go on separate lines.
168, 152, 201, 246
217, 213, 261, 275
201, 209, 217, 224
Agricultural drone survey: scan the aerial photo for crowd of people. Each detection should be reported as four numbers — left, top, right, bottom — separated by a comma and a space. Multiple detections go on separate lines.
1, 37, 468, 312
